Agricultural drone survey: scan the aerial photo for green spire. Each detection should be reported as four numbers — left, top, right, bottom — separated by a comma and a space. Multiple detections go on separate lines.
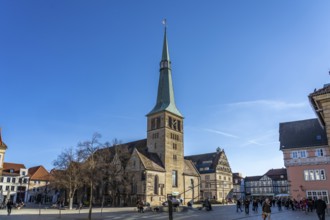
161, 28, 170, 63
147, 26, 182, 117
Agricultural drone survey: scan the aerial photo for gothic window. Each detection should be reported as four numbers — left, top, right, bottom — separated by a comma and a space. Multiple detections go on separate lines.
154, 175, 159, 195
151, 117, 161, 130
151, 119, 155, 130
156, 117, 161, 129
173, 155, 177, 160
141, 171, 146, 181
169, 117, 172, 128
131, 177, 137, 194
172, 170, 178, 187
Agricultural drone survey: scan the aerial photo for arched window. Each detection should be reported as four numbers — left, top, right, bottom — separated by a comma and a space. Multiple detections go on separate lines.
154, 175, 159, 195
131, 177, 137, 194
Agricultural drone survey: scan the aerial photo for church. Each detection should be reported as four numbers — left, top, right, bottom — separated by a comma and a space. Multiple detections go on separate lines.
107, 27, 201, 206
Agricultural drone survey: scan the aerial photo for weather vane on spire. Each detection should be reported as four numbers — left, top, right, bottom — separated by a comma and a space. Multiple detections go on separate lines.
162, 18, 167, 28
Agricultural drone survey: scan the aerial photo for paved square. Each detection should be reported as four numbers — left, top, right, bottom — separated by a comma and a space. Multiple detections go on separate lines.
0, 204, 328, 219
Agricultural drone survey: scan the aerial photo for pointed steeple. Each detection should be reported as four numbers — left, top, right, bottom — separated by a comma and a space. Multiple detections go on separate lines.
0, 128, 7, 149
147, 24, 182, 117
0, 128, 3, 146
161, 28, 170, 64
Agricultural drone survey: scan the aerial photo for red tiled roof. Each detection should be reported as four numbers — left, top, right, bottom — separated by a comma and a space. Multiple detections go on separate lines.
28, 165, 51, 181
2, 162, 26, 176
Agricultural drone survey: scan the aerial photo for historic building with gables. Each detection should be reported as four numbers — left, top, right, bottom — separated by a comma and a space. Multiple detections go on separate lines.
185, 148, 233, 202
244, 168, 288, 199
280, 81, 330, 205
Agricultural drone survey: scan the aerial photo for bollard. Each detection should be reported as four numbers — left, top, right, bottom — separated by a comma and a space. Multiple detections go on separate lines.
58, 207, 61, 219
39, 203, 41, 216
168, 199, 173, 220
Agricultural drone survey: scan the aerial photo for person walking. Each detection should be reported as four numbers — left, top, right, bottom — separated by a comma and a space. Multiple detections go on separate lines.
262, 198, 271, 220
277, 199, 282, 211
252, 199, 258, 213
315, 196, 327, 220
6, 199, 13, 216
244, 199, 250, 215
236, 199, 243, 212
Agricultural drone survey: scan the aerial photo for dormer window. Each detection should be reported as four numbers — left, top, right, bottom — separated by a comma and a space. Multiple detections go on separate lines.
316, 149, 324, 157
10, 169, 14, 173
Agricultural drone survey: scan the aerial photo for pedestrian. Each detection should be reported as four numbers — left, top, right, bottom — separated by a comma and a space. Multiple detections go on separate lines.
315, 196, 327, 220
277, 199, 282, 211
262, 198, 271, 220
244, 199, 250, 214
252, 199, 258, 213
236, 199, 242, 212
6, 199, 13, 216
138, 200, 144, 213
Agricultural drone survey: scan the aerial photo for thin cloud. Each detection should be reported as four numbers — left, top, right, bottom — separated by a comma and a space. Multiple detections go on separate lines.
203, 128, 240, 139
226, 100, 308, 110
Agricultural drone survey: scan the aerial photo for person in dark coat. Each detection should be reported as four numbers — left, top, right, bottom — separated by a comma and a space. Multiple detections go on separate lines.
236, 199, 243, 212
315, 196, 327, 220
262, 198, 271, 220
244, 199, 250, 214
6, 199, 13, 216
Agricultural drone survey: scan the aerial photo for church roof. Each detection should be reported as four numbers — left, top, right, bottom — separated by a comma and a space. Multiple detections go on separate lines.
147, 27, 182, 117
279, 118, 328, 150
183, 159, 200, 177
136, 149, 165, 172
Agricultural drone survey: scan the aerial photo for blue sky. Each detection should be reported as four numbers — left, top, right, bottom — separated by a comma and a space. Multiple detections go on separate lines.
1, 1, 330, 176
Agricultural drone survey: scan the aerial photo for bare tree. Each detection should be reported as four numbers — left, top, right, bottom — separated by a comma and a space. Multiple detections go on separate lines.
77, 133, 102, 220
52, 147, 83, 210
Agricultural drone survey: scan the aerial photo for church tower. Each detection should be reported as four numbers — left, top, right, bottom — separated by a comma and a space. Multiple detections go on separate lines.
0, 128, 7, 175
147, 26, 185, 195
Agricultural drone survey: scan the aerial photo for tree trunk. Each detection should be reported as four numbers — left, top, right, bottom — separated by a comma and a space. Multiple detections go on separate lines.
88, 181, 93, 220
69, 197, 74, 210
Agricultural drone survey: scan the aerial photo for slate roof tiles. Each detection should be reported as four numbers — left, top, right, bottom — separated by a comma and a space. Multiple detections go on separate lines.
279, 118, 327, 150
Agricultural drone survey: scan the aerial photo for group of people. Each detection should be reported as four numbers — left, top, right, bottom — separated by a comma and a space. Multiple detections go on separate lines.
236, 196, 328, 220
282, 197, 327, 220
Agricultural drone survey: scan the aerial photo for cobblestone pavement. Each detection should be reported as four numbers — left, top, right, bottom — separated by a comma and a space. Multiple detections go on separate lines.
0, 204, 329, 219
